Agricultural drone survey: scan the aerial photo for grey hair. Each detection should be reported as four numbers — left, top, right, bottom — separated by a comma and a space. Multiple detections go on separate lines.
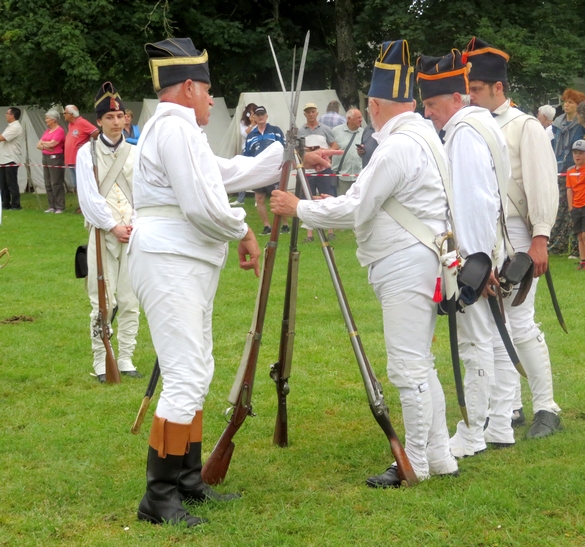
460, 94, 471, 106
45, 109, 60, 122
157, 82, 183, 100
577, 101, 585, 120
538, 105, 556, 121
346, 108, 362, 119
64, 105, 79, 117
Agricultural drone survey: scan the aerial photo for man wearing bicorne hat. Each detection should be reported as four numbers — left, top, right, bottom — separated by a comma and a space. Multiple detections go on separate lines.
417, 50, 513, 457
272, 39, 458, 487
76, 82, 141, 383
127, 38, 285, 527
464, 37, 561, 440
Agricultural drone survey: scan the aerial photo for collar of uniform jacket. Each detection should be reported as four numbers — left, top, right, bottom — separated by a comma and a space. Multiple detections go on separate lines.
372, 111, 425, 144
154, 101, 206, 136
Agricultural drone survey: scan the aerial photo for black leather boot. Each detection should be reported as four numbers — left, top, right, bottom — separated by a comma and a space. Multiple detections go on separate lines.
138, 447, 205, 526
178, 441, 241, 503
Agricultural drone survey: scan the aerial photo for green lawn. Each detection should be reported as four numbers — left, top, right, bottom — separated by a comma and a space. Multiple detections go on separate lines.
0, 193, 584, 547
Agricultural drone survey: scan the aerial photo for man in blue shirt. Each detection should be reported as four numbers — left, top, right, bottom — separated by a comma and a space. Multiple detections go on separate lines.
244, 106, 289, 234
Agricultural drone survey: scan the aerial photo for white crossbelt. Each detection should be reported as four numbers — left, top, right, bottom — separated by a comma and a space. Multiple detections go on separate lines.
136, 205, 184, 220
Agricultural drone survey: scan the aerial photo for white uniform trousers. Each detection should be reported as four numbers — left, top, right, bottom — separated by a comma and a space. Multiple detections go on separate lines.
87, 227, 139, 375
450, 298, 495, 457
369, 244, 457, 479
128, 229, 219, 424
500, 217, 560, 415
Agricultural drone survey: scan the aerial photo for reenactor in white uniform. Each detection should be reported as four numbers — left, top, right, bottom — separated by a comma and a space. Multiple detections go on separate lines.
76, 83, 141, 382
272, 40, 458, 487
465, 38, 561, 439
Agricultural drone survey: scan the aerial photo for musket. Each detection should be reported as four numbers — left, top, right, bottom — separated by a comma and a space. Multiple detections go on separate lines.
90, 138, 120, 384
270, 176, 302, 447
131, 358, 160, 434
201, 32, 311, 486
544, 267, 568, 333
294, 152, 418, 487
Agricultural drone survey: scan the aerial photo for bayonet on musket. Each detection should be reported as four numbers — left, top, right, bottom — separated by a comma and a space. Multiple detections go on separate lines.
201, 32, 311, 486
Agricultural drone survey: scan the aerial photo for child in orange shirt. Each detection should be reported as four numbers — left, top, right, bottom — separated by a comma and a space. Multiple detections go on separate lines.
567, 139, 585, 269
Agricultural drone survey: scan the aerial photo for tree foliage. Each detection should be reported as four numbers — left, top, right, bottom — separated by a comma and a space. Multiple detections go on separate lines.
0, 0, 583, 111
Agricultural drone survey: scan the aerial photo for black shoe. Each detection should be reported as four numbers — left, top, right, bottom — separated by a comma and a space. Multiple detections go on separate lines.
328, 233, 336, 241
526, 410, 562, 439
511, 407, 526, 428
260, 226, 271, 236
280, 225, 290, 234
365, 465, 402, 488
487, 442, 514, 450
178, 442, 241, 504
2, 206, 10, 210
121, 370, 144, 378
11, 205, 22, 210
138, 447, 206, 527
96, 374, 106, 383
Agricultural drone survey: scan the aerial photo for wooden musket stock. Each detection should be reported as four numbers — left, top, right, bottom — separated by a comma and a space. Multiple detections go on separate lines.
91, 139, 119, 384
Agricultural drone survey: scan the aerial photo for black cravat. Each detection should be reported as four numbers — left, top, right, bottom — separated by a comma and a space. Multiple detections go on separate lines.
99, 133, 124, 149
438, 129, 446, 143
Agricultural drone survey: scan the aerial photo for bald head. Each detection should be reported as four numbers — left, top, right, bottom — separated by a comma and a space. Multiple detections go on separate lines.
346, 108, 363, 131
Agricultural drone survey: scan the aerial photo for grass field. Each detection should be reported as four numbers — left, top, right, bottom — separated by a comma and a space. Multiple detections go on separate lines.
0, 193, 584, 547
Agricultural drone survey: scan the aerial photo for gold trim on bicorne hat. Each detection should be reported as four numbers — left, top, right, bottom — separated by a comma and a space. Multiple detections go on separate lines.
368, 39, 414, 102
149, 51, 209, 92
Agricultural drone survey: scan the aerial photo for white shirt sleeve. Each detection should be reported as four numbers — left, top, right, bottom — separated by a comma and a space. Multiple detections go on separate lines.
519, 118, 559, 238
218, 142, 285, 193
297, 152, 403, 230
450, 125, 501, 257
76, 144, 117, 231
159, 121, 249, 242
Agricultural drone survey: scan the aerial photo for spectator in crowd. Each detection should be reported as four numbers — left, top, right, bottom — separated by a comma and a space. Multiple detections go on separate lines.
298, 102, 339, 242
357, 123, 378, 168
231, 102, 257, 207
64, 104, 99, 212
537, 104, 556, 141
566, 140, 585, 269
549, 89, 585, 255
331, 108, 364, 195
552, 89, 585, 173
36, 109, 66, 213
319, 100, 346, 128
123, 109, 141, 145
243, 106, 289, 235
0, 107, 23, 210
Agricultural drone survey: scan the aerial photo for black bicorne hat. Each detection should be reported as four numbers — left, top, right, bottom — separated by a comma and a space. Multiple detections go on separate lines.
416, 50, 470, 101
464, 37, 509, 84
94, 82, 124, 119
145, 38, 210, 92
367, 40, 414, 102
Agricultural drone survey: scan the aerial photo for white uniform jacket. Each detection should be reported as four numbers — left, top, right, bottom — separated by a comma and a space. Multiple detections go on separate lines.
493, 99, 558, 238
77, 138, 135, 230
132, 102, 283, 267
442, 106, 509, 258
297, 112, 449, 266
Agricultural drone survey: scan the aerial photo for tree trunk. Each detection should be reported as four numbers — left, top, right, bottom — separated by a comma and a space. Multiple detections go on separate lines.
335, 0, 359, 109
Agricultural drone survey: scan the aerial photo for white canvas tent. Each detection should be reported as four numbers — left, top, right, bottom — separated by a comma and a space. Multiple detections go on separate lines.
217, 90, 345, 159
136, 97, 232, 156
